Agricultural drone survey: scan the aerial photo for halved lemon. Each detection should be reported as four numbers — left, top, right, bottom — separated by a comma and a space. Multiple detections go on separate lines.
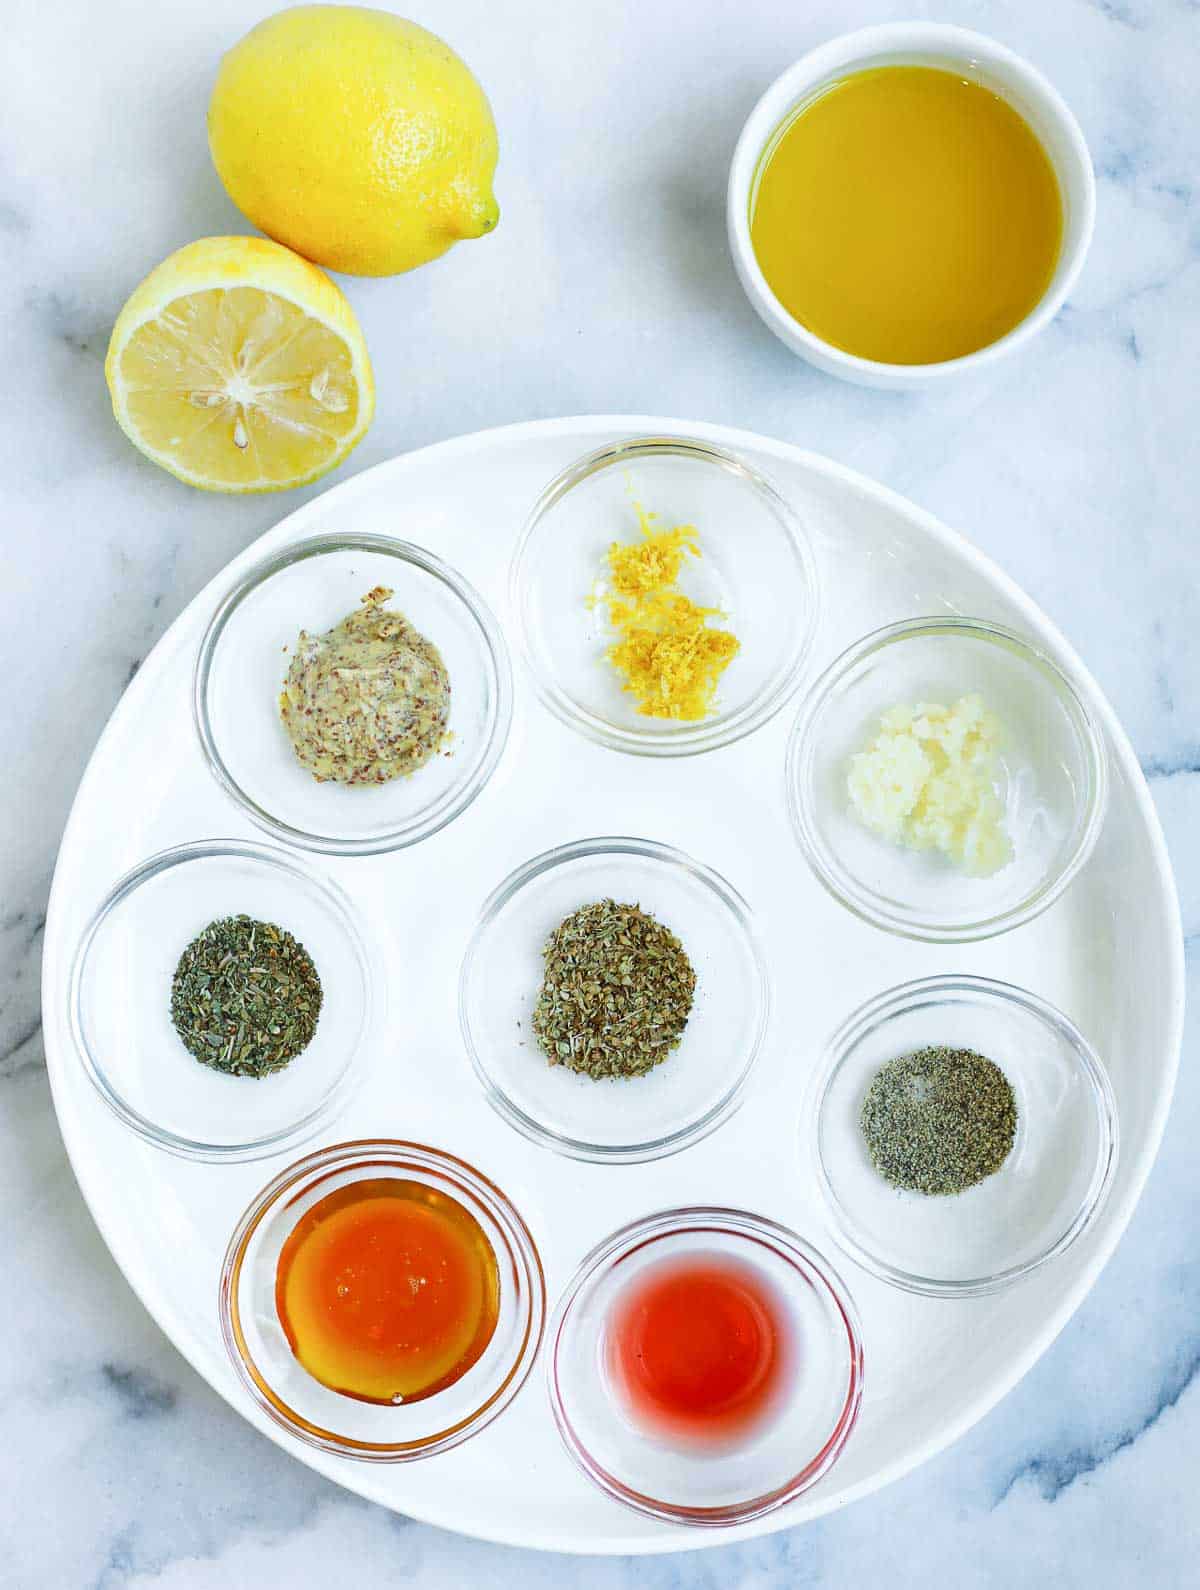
105, 236, 375, 493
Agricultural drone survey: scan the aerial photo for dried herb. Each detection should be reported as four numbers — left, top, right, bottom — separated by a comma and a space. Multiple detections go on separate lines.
531, 899, 696, 1080
170, 914, 322, 1078
861, 1046, 1017, 1196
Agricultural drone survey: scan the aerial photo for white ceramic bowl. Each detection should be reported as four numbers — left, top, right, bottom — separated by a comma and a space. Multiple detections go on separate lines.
727, 24, 1096, 388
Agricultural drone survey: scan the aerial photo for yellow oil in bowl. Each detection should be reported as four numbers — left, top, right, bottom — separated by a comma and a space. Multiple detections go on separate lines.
749, 65, 1063, 366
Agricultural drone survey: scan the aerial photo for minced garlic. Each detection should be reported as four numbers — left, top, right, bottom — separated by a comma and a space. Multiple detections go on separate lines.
597, 508, 739, 722
847, 694, 1011, 876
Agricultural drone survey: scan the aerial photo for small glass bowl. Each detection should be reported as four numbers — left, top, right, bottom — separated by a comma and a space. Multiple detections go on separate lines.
459, 838, 770, 1163
68, 840, 373, 1161
220, 1140, 546, 1460
510, 438, 820, 756
547, 1207, 864, 1526
786, 617, 1108, 941
195, 533, 513, 856
810, 975, 1118, 1297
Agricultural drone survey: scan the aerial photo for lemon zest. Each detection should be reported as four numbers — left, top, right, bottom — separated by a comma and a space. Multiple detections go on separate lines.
607, 508, 700, 598
598, 507, 740, 721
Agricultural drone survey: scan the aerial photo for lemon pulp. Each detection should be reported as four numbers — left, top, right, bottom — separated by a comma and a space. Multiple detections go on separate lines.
105, 237, 374, 493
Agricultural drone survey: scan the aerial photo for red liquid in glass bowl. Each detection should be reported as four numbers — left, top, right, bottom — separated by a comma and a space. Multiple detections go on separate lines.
605, 1253, 793, 1449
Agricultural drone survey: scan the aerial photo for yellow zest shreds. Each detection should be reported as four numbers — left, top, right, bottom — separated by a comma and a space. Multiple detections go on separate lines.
606, 507, 700, 598
607, 593, 741, 721
597, 507, 740, 722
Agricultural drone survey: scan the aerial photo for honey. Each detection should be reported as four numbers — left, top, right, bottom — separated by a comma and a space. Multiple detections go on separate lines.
750, 66, 1063, 365
275, 1178, 499, 1405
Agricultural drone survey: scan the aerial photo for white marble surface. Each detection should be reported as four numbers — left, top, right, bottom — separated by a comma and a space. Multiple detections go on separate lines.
2, 0, 1196, 1583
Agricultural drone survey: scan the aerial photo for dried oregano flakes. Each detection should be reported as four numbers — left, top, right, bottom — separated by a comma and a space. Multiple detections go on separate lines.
531, 899, 696, 1080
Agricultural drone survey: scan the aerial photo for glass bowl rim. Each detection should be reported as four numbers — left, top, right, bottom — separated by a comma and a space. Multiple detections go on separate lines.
67, 837, 374, 1163
785, 614, 1110, 942
218, 1138, 547, 1461
546, 1203, 865, 1526
457, 836, 771, 1164
509, 436, 822, 758
193, 531, 514, 857
807, 972, 1120, 1298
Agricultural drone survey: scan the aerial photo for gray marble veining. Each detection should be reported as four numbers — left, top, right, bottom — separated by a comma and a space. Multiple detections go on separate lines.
2, 0, 1196, 1584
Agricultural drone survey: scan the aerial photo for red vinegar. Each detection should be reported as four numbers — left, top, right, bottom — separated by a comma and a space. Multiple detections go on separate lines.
604, 1252, 794, 1449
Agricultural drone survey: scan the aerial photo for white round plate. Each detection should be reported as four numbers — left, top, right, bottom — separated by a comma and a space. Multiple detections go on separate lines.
42, 417, 1183, 1554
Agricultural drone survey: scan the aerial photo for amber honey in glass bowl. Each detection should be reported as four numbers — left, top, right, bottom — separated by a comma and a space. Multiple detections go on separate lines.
274, 1177, 500, 1405
221, 1141, 545, 1460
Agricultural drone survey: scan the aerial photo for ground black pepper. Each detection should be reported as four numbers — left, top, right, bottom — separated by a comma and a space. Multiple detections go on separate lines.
860, 1046, 1017, 1196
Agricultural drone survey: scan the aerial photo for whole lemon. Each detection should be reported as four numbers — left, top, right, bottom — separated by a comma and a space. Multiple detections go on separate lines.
208, 6, 499, 277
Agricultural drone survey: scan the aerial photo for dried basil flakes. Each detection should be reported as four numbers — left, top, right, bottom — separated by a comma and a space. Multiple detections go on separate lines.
170, 914, 322, 1078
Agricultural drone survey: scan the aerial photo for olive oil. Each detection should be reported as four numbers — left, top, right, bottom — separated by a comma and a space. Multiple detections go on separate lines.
750, 66, 1063, 365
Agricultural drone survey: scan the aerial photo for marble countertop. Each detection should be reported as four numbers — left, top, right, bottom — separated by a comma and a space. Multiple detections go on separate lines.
3, 0, 1196, 1583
